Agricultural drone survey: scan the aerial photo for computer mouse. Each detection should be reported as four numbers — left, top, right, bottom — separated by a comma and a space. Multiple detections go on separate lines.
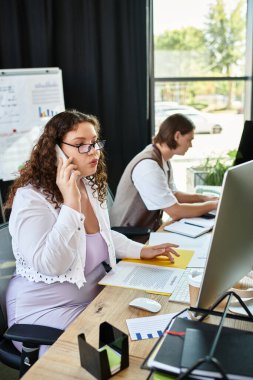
129, 297, 161, 313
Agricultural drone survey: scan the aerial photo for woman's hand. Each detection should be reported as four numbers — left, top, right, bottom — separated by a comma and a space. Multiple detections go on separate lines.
140, 243, 180, 263
56, 157, 81, 212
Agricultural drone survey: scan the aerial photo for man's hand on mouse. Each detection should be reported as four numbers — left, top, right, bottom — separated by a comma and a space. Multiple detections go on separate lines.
140, 243, 179, 263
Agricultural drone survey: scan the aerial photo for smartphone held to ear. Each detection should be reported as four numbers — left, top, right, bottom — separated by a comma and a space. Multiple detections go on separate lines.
55, 145, 68, 164
55, 145, 75, 176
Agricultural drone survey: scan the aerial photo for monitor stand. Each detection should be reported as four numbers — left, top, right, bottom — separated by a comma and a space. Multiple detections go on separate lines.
229, 298, 253, 316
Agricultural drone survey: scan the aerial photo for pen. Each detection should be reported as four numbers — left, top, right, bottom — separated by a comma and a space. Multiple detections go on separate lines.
184, 221, 204, 228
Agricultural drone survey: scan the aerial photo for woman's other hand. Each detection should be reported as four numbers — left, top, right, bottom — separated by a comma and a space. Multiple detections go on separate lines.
140, 243, 180, 263
56, 157, 81, 212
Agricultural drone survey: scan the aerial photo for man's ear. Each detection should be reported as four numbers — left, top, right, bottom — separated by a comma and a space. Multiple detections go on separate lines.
174, 130, 181, 142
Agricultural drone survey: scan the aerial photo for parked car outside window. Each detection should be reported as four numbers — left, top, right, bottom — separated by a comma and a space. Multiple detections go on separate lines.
155, 102, 222, 134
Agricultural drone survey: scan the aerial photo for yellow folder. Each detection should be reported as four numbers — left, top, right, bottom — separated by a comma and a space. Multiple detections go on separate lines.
123, 249, 194, 270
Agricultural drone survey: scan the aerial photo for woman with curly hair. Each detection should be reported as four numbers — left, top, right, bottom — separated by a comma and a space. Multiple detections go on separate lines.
5, 109, 178, 356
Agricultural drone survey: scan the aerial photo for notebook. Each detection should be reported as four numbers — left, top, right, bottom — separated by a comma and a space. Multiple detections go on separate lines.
181, 327, 253, 379
164, 219, 212, 238
148, 317, 253, 380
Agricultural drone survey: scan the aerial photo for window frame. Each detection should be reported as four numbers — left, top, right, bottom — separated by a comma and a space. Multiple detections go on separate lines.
151, 0, 253, 135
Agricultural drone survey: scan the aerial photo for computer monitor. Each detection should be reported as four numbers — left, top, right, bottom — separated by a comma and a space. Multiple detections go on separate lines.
197, 160, 253, 310
233, 120, 253, 166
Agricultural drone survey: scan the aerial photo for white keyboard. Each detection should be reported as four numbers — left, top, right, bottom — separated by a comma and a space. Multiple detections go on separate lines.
169, 268, 204, 304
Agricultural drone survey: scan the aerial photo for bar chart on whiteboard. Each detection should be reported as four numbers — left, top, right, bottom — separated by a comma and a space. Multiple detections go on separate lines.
0, 68, 65, 181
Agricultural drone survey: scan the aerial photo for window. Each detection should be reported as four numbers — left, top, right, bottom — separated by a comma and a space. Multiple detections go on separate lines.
153, 0, 251, 191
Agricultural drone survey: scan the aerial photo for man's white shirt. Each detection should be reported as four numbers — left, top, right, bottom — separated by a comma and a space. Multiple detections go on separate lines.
132, 158, 177, 210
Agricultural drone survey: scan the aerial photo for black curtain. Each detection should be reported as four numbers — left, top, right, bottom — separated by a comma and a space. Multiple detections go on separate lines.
0, 0, 150, 196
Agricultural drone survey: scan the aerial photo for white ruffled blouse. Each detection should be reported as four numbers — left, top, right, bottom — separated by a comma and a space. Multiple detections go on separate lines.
9, 180, 143, 288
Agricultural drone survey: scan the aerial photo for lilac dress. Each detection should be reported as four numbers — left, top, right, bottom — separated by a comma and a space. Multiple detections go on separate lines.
6, 232, 109, 356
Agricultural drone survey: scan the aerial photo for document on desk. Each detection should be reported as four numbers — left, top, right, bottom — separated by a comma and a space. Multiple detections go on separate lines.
99, 261, 184, 294
126, 310, 189, 341
149, 232, 211, 268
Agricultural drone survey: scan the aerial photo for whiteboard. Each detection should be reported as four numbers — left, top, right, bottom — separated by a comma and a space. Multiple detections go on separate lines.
0, 68, 65, 180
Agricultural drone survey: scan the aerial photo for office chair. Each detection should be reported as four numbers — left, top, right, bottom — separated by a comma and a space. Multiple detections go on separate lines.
0, 223, 63, 378
107, 187, 152, 240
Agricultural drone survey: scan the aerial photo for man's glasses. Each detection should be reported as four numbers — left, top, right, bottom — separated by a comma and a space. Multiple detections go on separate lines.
61, 140, 106, 154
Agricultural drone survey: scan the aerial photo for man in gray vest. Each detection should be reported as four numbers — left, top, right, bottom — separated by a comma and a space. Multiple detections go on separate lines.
110, 114, 218, 235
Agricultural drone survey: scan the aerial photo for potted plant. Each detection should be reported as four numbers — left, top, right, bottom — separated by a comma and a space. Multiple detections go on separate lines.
186, 150, 237, 191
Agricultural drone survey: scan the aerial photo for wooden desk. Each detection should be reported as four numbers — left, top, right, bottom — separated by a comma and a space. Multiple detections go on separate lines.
22, 285, 186, 380
22, 275, 253, 380
21, 215, 253, 380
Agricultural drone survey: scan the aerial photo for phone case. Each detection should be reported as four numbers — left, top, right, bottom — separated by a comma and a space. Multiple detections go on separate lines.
55, 145, 67, 163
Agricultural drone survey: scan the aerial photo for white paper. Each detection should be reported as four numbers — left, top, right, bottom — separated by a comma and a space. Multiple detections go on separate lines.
149, 232, 211, 268
149, 231, 210, 248
126, 310, 189, 341
188, 235, 211, 267
99, 261, 184, 294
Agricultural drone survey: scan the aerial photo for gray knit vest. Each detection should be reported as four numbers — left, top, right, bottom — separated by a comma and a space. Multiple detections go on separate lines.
110, 144, 165, 231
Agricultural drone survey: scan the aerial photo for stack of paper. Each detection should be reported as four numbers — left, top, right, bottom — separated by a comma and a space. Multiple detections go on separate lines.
99, 261, 184, 294
98, 345, 121, 375
99, 250, 194, 295
149, 232, 211, 268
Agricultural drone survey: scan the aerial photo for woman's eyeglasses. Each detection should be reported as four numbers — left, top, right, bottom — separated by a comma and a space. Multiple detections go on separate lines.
61, 140, 106, 154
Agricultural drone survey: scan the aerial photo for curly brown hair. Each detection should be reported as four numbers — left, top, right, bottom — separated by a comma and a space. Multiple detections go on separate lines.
5, 110, 107, 209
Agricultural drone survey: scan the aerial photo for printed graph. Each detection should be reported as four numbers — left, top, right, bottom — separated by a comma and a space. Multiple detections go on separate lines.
126, 311, 189, 341
38, 106, 56, 118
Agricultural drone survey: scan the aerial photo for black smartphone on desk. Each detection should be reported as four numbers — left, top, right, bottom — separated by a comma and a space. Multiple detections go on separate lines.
201, 213, 215, 220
